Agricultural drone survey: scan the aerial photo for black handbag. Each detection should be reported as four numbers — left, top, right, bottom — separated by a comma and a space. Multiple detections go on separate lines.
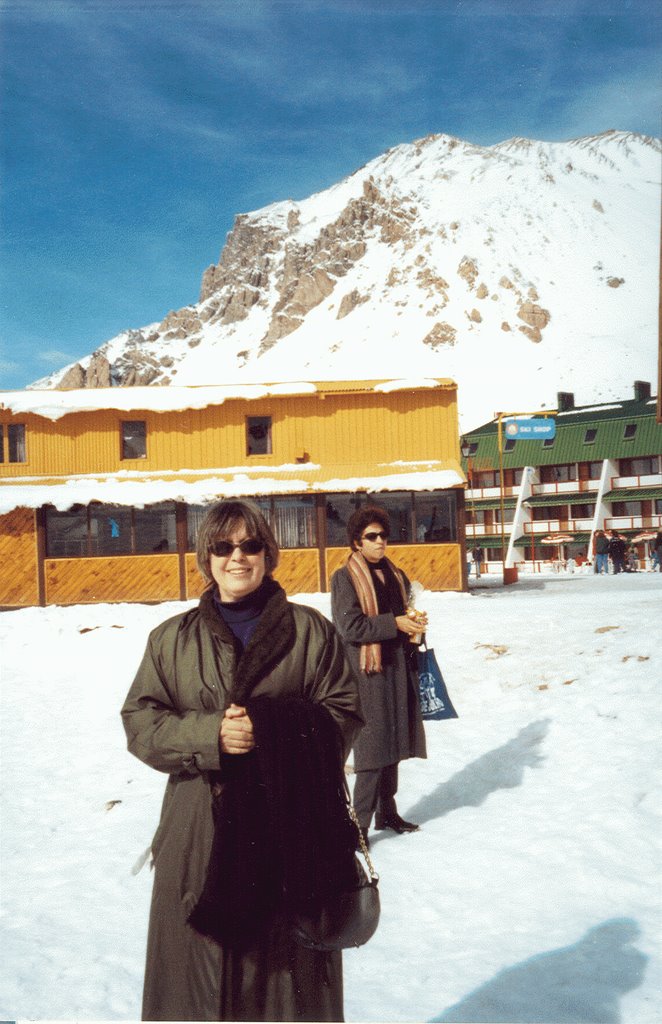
290, 804, 380, 951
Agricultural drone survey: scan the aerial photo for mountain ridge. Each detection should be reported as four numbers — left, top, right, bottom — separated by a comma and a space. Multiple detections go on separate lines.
32, 129, 660, 430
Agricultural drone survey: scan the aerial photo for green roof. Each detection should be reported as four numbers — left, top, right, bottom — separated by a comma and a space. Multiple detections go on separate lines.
526, 493, 596, 507
469, 498, 518, 510
463, 394, 661, 470
604, 487, 662, 501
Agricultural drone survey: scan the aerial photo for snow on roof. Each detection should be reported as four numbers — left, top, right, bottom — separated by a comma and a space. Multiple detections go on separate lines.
0, 379, 455, 421
0, 460, 465, 515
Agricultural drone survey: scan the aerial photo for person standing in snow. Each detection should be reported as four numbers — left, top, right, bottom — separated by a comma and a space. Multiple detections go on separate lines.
330, 505, 427, 849
594, 530, 610, 574
471, 545, 484, 578
650, 531, 662, 571
608, 531, 627, 574
121, 499, 362, 1022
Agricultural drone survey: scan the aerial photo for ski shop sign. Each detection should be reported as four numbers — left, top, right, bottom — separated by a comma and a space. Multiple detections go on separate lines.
504, 418, 556, 440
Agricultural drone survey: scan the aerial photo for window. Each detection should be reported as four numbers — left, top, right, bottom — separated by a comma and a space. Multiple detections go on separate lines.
366, 491, 413, 543
246, 416, 272, 455
0, 423, 27, 463
272, 496, 317, 548
504, 438, 516, 452
623, 423, 637, 440
583, 428, 597, 444
46, 502, 177, 557
655, 498, 662, 515
45, 506, 89, 557
413, 492, 457, 543
621, 456, 659, 477
467, 442, 478, 456
586, 461, 603, 480
543, 436, 555, 448
612, 500, 642, 517
570, 503, 593, 518
532, 505, 564, 521
121, 420, 147, 459
540, 463, 577, 483
325, 493, 369, 547
472, 470, 500, 488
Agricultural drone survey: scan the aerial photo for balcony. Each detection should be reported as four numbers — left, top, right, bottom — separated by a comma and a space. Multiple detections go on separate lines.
466, 484, 519, 501
523, 518, 594, 535
466, 523, 513, 538
604, 514, 662, 531
610, 473, 662, 489
531, 479, 599, 496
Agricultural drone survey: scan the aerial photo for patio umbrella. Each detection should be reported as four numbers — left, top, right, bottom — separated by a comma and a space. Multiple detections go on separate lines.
632, 531, 656, 542
539, 534, 574, 545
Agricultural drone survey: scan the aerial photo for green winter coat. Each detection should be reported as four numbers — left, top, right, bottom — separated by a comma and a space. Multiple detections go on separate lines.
121, 585, 362, 1022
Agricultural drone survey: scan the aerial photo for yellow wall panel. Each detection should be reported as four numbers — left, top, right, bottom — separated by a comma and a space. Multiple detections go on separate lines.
45, 554, 180, 605
185, 553, 208, 600
0, 508, 39, 606
273, 549, 320, 595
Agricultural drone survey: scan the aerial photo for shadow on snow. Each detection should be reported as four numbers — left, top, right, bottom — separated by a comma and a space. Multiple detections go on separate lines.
429, 918, 647, 1023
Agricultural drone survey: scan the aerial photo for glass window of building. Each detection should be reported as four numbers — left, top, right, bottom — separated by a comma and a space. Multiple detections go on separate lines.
540, 463, 578, 483
583, 428, 597, 444
324, 493, 368, 547
8, 424, 27, 463
414, 492, 456, 543
46, 506, 89, 557
89, 504, 133, 555
134, 503, 177, 553
246, 417, 272, 455
586, 461, 603, 479
121, 421, 147, 459
570, 503, 593, 518
186, 498, 272, 551
612, 500, 643, 517
272, 496, 317, 548
623, 423, 637, 440
366, 491, 413, 543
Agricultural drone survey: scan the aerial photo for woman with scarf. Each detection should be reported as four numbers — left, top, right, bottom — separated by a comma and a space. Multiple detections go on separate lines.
121, 499, 362, 1022
331, 505, 427, 848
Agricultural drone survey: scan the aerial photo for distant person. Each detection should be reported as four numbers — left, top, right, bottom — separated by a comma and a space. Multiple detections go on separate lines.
471, 545, 484, 578
608, 531, 627, 574
594, 531, 609, 575
650, 531, 662, 572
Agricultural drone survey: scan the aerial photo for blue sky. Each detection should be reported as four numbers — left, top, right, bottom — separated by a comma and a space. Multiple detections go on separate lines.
1, 0, 660, 390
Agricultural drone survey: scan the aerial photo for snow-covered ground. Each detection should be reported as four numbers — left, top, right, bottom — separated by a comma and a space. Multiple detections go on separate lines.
1, 572, 660, 1023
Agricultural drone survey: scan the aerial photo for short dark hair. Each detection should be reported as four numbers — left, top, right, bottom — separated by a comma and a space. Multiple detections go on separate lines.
347, 505, 390, 550
196, 499, 280, 584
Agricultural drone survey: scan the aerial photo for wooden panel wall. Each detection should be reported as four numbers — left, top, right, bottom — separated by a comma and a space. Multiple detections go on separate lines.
0, 508, 39, 606
185, 553, 207, 600
273, 549, 320, 594
45, 554, 180, 605
326, 543, 463, 593
0, 387, 459, 479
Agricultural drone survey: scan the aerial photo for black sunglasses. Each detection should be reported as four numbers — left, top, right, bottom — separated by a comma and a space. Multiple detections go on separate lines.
362, 531, 388, 542
209, 539, 265, 557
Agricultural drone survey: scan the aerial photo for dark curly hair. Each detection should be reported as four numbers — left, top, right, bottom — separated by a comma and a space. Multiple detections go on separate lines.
346, 505, 390, 551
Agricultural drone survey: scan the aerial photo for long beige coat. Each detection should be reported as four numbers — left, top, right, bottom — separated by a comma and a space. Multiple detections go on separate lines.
121, 587, 362, 1022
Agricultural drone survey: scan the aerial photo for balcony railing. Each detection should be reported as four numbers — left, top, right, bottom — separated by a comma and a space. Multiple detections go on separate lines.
466, 523, 514, 537
610, 473, 662, 489
523, 518, 594, 534
604, 514, 662, 531
466, 484, 519, 500
531, 479, 599, 495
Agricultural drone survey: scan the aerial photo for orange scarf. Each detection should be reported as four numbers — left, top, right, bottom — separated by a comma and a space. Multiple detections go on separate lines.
346, 551, 408, 674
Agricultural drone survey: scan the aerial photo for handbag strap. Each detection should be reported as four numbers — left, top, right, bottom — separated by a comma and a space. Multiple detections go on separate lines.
348, 802, 379, 882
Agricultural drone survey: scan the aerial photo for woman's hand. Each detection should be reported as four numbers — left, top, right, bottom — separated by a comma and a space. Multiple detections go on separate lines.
395, 614, 426, 636
219, 703, 255, 754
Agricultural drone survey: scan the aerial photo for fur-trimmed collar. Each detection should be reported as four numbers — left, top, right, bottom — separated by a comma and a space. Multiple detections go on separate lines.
198, 582, 296, 705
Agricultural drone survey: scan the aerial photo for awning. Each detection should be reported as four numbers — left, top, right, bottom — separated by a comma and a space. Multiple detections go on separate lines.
604, 487, 662, 501
526, 493, 596, 507
513, 532, 591, 547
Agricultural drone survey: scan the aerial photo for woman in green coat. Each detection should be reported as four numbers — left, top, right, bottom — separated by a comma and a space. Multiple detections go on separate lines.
122, 499, 362, 1022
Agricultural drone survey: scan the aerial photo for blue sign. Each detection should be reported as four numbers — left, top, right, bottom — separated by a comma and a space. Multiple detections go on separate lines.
504, 418, 556, 440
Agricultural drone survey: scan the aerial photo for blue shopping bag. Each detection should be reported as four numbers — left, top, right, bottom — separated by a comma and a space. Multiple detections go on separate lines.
417, 640, 458, 720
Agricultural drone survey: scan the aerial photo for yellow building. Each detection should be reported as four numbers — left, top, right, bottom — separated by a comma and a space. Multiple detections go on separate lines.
0, 379, 468, 606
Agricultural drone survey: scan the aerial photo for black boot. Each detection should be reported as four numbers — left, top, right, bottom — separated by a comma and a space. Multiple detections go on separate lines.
374, 813, 420, 834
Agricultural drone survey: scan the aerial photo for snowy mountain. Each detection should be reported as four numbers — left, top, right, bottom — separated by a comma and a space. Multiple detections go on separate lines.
32, 130, 660, 430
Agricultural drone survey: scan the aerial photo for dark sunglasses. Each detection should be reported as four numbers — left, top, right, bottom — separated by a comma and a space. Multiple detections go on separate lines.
209, 539, 265, 557
362, 531, 388, 542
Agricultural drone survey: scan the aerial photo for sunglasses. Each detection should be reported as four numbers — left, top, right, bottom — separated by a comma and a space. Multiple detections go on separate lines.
362, 531, 389, 542
209, 539, 265, 557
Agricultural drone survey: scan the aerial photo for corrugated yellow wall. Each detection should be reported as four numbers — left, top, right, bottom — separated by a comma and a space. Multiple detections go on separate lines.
45, 554, 180, 605
185, 549, 321, 600
0, 508, 39, 606
0, 388, 458, 478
